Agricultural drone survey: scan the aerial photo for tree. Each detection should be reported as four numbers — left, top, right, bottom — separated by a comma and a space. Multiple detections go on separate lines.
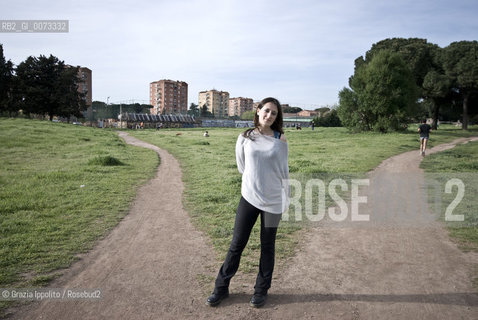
362, 38, 456, 125
16, 55, 60, 118
200, 104, 214, 118
0, 44, 14, 115
188, 103, 199, 117
364, 38, 439, 89
313, 109, 342, 127
131, 103, 143, 114
240, 110, 255, 120
315, 107, 330, 115
15, 54, 85, 120
442, 41, 478, 130
422, 70, 453, 129
419, 45, 457, 129
338, 50, 419, 132
337, 87, 363, 130
282, 106, 302, 113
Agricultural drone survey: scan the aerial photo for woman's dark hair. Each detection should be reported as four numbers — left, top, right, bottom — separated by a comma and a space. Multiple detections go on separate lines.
243, 97, 284, 139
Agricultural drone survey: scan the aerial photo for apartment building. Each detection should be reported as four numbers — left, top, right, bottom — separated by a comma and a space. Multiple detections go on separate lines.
228, 97, 253, 117
78, 67, 92, 106
150, 80, 188, 114
198, 89, 230, 118
65, 66, 92, 106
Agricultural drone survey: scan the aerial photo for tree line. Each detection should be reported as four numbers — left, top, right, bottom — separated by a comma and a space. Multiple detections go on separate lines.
88, 101, 153, 121
337, 38, 478, 132
0, 44, 86, 121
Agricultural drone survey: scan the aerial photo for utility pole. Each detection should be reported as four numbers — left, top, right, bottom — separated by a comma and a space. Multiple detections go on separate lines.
119, 103, 122, 129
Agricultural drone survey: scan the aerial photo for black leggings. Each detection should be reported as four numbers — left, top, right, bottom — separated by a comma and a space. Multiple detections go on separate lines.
214, 196, 281, 295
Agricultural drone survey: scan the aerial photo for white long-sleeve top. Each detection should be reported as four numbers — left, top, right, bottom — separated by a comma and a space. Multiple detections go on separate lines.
235, 131, 290, 214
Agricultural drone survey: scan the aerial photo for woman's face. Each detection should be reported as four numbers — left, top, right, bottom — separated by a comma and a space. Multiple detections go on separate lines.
257, 102, 278, 128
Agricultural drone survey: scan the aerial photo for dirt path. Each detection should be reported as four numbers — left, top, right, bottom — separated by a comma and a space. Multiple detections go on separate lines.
8, 134, 478, 320
8, 132, 216, 319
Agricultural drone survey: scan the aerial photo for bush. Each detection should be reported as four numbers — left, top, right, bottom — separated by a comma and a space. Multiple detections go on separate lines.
313, 109, 342, 127
87, 155, 124, 166
470, 114, 478, 125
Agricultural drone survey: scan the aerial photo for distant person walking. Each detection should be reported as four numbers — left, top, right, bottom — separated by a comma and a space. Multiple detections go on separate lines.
418, 119, 432, 156
206, 97, 290, 308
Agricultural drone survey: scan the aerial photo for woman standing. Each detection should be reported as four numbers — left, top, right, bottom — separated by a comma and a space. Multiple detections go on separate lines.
206, 97, 290, 308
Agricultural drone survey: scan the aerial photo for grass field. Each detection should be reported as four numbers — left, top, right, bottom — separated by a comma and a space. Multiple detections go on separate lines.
1, 118, 477, 315
420, 138, 478, 251
129, 124, 478, 272
0, 118, 158, 295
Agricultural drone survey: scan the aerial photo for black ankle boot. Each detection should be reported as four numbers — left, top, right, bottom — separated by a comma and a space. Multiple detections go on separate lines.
250, 293, 267, 308
206, 291, 229, 307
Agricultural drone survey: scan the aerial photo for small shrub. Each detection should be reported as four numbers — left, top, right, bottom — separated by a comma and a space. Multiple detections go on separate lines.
194, 141, 210, 145
87, 155, 124, 166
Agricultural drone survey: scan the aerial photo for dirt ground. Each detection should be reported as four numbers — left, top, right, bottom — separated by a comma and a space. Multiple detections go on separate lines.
6, 133, 478, 320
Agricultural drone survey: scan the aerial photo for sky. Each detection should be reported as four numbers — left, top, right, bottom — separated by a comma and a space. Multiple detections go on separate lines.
1, 0, 478, 109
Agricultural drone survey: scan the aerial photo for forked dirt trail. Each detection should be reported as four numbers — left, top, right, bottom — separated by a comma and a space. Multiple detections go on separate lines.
9, 133, 478, 320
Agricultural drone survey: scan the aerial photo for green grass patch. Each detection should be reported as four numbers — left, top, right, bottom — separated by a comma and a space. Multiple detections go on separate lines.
421, 139, 478, 251
0, 118, 158, 313
130, 125, 478, 274
87, 155, 125, 166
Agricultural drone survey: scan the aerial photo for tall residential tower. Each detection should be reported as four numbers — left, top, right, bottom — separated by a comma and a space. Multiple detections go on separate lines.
228, 97, 253, 117
198, 89, 230, 118
150, 80, 188, 114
